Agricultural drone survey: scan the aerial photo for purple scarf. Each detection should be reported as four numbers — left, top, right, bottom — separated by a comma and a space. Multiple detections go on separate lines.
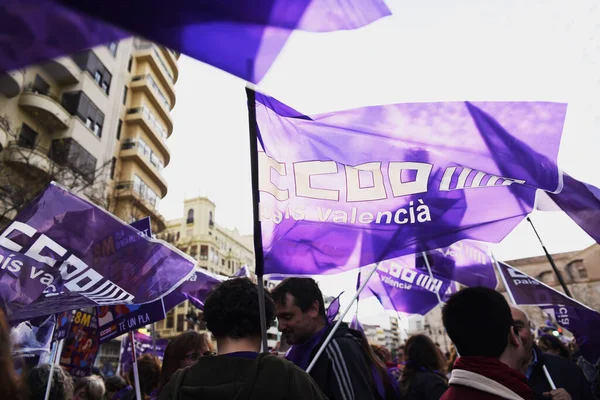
285, 325, 329, 370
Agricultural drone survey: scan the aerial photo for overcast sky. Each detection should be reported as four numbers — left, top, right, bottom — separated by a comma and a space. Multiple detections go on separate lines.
158, 0, 600, 322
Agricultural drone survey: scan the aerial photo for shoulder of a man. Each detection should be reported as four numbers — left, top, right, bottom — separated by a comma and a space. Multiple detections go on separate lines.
532, 351, 591, 397
442, 384, 505, 400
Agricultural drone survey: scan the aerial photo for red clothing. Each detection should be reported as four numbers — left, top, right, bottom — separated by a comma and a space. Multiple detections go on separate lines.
442, 356, 534, 400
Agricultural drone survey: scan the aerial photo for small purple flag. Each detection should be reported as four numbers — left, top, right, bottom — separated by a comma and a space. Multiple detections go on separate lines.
497, 261, 600, 364
119, 331, 168, 375
0, 183, 195, 322
250, 89, 568, 276
0, 0, 390, 83
234, 265, 252, 278
349, 314, 364, 333
325, 292, 343, 324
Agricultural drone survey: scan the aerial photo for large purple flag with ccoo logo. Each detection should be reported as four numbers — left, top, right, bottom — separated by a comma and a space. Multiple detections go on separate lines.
497, 261, 600, 364
0, 0, 390, 83
250, 89, 568, 275
0, 183, 195, 322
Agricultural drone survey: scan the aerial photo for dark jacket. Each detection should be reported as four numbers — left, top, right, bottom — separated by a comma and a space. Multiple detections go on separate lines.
529, 346, 596, 400
308, 323, 377, 400
158, 353, 327, 400
401, 370, 448, 400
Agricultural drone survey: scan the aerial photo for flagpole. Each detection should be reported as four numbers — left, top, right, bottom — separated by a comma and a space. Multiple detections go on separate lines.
422, 252, 444, 307
43, 321, 61, 400
129, 332, 142, 400
246, 86, 269, 353
526, 216, 573, 298
151, 323, 157, 357
306, 262, 380, 373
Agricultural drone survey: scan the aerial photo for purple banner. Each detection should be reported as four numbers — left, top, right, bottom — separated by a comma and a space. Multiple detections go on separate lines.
0, 0, 389, 83
60, 309, 99, 377
326, 292, 343, 324
251, 90, 568, 275
497, 261, 600, 364
119, 331, 168, 375
0, 183, 195, 322
360, 256, 452, 316
98, 302, 165, 344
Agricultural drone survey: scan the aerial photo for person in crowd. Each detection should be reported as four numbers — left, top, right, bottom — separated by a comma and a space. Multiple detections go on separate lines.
272, 277, 378, 400
157, 331, 214, 393
399, 334, 448, 400
440, 287, 533, 400
398, 344, 406, 371
536, 334, 571, 360
446, 345, 458, 377
74, 375, 105, 400
351, 340, 399, 399
104, 376, 128, 400
0, 307, 21, 400
159, 277, 327, 400
511, 306, 595, 400
372, 345, 401, 381
26, 364, 74, 400
123, 355, 161, 400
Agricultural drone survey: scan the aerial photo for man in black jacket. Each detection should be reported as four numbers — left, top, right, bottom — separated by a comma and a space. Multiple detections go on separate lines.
159, 278, 327, 400
272, 278, 377, 400
511, 306, 596, 400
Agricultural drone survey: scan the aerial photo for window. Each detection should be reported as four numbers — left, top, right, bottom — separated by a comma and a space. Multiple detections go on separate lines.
166, 311, 174, 329
31, 74, 50, 95
190, 245, 198, 259
187, 209, 194, 224
110, 157, 116, 180
49, 138, 97, 183
177, 314, 184, 332
116, 119, 122, 140
123, 86, 128, 105
200, 245, 208, 261
93, 123, 102, 138
176, 232, 180, 241
107, 41, 118, 56
209, 211, 214, 228
127, 56, 133, 72
71, 50, 112, 93
18, 123, 37, 149
94, 70, 102, 84
101, 81, 109, 94
227, 260, 231, 269
86, 118, 93, 129
221, 259, 225, 266
565, 259, 588, 281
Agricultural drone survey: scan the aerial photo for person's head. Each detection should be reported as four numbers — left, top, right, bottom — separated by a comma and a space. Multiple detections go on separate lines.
397, 345, 406, 362
104, 376, 127, 400
73, 376, 105, 400
511, 306, 535, 360
26, 364, 74, 400
442, 287, 524, 368
402, 335, 446, 378
159, 331, 214, 390
537, 334, 571, 359
204, 278, 275, 348
371, 345, 393, 364
0, 307, 20, 400
271, 278, 327, 345
128, 355, 161, 398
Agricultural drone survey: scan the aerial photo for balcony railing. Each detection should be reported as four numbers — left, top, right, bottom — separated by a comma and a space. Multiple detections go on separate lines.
131, 74, 171, 110
121, 140, 164, 172
115, 180, 160, 209
127, 106, 168, 140
133, 40, 175, 83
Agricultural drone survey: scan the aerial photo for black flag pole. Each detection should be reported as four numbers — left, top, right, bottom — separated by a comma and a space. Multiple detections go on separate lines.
246, 86, 269, 353
526, 216, 573, 298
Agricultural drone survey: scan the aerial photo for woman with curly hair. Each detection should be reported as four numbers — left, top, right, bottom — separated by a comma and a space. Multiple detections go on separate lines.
123, 355, 161, 400
399, 334, 448, 400
536, 334, 571, 359
26, 364, 74, 400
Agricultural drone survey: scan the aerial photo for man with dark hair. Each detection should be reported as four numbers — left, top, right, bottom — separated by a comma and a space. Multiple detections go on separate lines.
511, 306, 594, 400
441, 287, 534, 400
272, 277, 377, 400
159, 278, 327, 400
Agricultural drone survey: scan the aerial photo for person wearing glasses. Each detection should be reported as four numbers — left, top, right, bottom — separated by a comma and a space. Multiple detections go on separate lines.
511, 307, 594, 400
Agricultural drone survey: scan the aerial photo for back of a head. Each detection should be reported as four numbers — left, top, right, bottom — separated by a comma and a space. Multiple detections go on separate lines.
537, 334, 571, 359
105, 375, 128, 394
74, 375, 105, 400
27, 364, 74, 400
271, 278, 326, 318
159, 331, 213, 390
402, 334, 446, 383
204, 277, 275, 340
128, 355, 161, 397
442, 287, 513, 358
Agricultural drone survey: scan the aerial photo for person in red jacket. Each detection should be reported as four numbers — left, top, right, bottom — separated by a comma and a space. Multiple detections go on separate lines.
441, 287, 534, 400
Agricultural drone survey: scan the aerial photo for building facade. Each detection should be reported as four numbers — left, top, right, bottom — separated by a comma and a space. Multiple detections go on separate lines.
363, 316, 403, 356
0, 37, 178, 234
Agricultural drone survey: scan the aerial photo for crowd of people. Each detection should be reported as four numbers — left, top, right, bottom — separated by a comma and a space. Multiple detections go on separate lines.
1, 278, 599, 400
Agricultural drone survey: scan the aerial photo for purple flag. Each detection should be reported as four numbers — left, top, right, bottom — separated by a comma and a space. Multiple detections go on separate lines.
119, 331, 168, 375
360, 256, 452, 316
0, 183, 195, 322
325, 292, 343, 324
250, 89, 568, 275
497, 261, 600, 364
349, 314, 364, 333
0, 0, 389, 83
60, 309, 99, 377
234, 265, 252, 278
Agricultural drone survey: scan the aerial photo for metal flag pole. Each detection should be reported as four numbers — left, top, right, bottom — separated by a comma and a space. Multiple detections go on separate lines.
306, 262, 380, 373
526, 216, 573, 298
422, 252, 444, 308
246, 86, 269, 353
129, 332, 142, 400
43, 322, 61, 400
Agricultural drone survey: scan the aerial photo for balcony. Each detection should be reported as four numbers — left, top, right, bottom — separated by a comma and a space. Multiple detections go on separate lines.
42, 56, 81, 85
2, 141, 52, 175
125, 107, 170, 165
0, 71, 23, 98
19, 88, 70, 130
159, 47, 179, 83
0, 118, 8, 150
114, 181, 167, 231
119, 143, 168, 197
130, 74, 174, 128
132, 44, 176, 107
